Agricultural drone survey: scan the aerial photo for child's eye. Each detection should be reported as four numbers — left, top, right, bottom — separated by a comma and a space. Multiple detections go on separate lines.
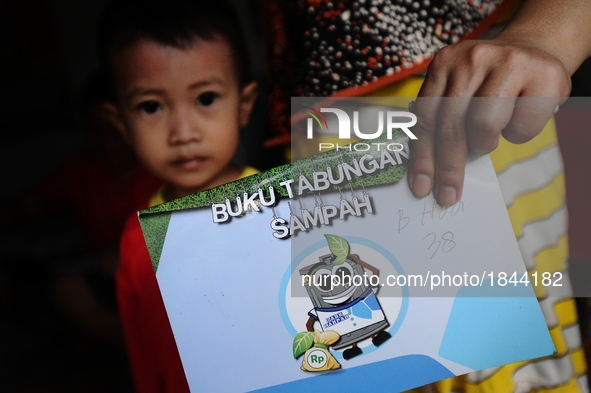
196, 92, 218, 107
139, 101, 163, 114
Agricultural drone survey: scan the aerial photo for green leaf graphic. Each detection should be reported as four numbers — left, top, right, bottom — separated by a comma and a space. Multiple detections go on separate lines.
325, 234, 349, 264
140, 132, 408, 214
333, 255, 347, 266
293, 331, 314, 359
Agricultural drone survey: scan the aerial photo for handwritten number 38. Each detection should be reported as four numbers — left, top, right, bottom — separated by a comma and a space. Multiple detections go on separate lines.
423, 232, 456, 260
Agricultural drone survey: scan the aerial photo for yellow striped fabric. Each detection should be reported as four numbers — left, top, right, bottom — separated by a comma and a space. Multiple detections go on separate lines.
364, 76, 588, 393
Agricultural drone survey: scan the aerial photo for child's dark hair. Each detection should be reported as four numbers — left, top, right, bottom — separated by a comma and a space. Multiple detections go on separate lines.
98, 0, 252, 100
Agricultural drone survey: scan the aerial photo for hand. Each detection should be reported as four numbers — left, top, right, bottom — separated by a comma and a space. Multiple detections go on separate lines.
408, 38, 571, 206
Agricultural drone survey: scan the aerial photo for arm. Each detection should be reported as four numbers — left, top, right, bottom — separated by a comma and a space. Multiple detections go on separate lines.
306, 315, 316, 332
499, 0, 591, 75
408, 0, 591, 207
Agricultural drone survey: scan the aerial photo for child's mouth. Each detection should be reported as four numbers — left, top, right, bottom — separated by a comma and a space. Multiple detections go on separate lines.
172, 156, 206, 170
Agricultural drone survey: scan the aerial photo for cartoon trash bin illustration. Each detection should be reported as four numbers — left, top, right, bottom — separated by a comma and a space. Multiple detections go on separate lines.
299, 234, 391, 360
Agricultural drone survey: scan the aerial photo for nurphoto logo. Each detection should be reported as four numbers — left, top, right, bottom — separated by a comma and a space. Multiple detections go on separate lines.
305, 106, 417, 140
304, 105, 417, 152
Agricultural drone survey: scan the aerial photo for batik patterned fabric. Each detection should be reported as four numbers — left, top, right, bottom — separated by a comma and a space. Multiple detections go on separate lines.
291, 0, 505, 96
264, 0, 512, 145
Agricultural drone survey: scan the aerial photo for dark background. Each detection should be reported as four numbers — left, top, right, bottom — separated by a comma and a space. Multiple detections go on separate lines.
0, 1, 268, 391
1, 0, 590, 391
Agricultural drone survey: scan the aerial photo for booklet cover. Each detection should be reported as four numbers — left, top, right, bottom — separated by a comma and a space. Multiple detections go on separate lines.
139, 130, 554, 392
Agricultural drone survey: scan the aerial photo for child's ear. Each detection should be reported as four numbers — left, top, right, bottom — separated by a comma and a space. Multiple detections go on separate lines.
100, 102, 129, 143
238, 81, 259, 128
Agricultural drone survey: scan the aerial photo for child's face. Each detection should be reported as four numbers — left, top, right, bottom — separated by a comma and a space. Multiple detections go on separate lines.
109, 38, 258, 199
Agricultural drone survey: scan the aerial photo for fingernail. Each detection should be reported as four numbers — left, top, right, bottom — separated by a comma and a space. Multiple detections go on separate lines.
437, 186, 457, 207
412, 174, 432, 198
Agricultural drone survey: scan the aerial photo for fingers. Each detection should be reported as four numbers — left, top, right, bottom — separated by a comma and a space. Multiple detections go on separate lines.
501, 97, 560, 144
467, 67, 521, 153
497, 54, 568, 145
408, 40, 571, 207
501, 67, 568, 143
410, 96, 472, 207
431, 97, 470, 207
466, 97, 515, 153
409, 47, 482, 207
408, 67, 444, 201
408, 97, 439, 199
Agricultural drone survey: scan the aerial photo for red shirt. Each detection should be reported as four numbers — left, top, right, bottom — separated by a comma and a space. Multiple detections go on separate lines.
117, 167, 257, 392
117, 209, 190, 393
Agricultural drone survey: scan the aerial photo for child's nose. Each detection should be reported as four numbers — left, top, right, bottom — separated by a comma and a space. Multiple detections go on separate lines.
168, 107, 202, 144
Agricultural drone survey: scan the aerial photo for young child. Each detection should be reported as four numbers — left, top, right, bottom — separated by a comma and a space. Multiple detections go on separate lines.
97, 1, 259, 391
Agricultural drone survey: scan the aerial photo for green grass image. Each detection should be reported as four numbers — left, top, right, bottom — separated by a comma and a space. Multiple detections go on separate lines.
140, 131, 409, 270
